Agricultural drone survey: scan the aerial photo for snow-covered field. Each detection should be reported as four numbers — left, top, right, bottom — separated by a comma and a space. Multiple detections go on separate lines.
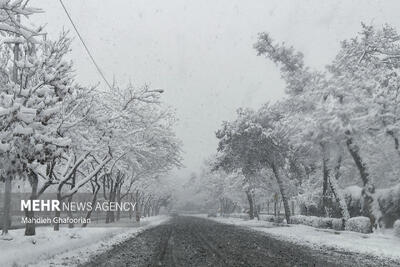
203, 215, 400, 262
0, 216, 170, 267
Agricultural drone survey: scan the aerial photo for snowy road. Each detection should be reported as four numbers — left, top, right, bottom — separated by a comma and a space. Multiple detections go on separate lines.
80, 216, 399, 267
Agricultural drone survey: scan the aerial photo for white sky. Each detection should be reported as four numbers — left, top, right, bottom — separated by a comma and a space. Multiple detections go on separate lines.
32, 0, 400, 183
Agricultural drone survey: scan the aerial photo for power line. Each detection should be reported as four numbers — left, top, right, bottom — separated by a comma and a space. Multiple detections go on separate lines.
58, 0, 113, 90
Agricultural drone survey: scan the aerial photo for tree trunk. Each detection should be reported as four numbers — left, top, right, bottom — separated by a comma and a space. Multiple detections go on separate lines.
116, 187, 121, 221
82, 182, 100, 228
271, 163, 291, 224
2, 38, 19, 236
252, 192, 260, 220
25, 171, 38, 236
291, 200, 295, 216
328, 154, 349, 221
328, 175, 350, 220
135, 206, 141, 222
109, 190, 116, 223
135, 193, 141, 222
345, 134, 381, 228
54, 192, 62, 231
67, 173, 76, 228
67, 195, 74, 228
129, 194, 133, 219
245, 190, 255, 219
321, 152, 330, 216
106, 180, 116, 223
2, 175, 12, 235
219, 198, 224, 216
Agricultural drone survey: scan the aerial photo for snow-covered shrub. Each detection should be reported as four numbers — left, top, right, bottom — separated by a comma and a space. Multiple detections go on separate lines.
376, 184, 400, 228
229, 213, 250, 219
345, 217, 372, 233
229, 213, 244, 219
344, 186, 363, 217
259, 214, 275, 222
290, 215, 311, 226
274, 216, 285, 223
298, 198, 322, 217
312, 217, 333, 229
290, 215, 306, 225
304, 216, 315, 226
394, 220, 400, 238
332, 218, 345, 231
228, 213, 250, 220
290, 215, 327, 228
258, 214, 285, 223
291, 215, 345, 229
240, 214, 250, 220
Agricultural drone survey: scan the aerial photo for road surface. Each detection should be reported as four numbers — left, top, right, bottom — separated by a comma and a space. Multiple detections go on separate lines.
81, 216, 399, 267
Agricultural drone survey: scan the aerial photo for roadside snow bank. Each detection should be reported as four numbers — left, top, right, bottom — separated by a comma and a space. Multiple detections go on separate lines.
0, 216, 169, 267
208, 216, 400, 261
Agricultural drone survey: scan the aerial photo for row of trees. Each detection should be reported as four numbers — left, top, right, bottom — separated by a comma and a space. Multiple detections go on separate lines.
194, 23, 400, 230
0, 1, 181, 236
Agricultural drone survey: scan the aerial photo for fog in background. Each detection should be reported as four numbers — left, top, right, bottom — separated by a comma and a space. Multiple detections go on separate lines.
32, 0, 400, 189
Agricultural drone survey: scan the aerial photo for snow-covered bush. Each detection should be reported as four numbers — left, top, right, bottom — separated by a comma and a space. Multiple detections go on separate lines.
290, 215, 306, 225
303, 216, 317, 227
345, 217, 372, 234
290, 215, 330, 228
259, 214, 275, 222
241, 214, 250, 220
298, 216, 314, 227
376, 184, 400, 228
344, 186, 363, 217
229, 213, 246, 219
229, 213, 251, 220
274, 216, 285, 223
291, 215, 315, 226
394, 220, 400, 238
298, 195, 322, 217
291, 215, 344, 229
342, 184, 400, 228
332, 218, 345, 231
313, 217, 333, 229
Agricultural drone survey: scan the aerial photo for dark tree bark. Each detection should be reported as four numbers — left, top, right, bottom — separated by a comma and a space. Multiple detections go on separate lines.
135, 191, 141, 222
82, 178, 100, 228
345, 133, 379, 227
219, 198, 224, 216
67, 173, 76, 228
321, 153, 330, 216
271, 163, 291, 224
245, 190, 255, 219
325, 155, 350, 221
2, 175, 12, 235
24, 171, 38, 236
105, 177, 114, 224
129, 193, 133, 219
116, 186, 121, 221
54, 192, 62, 231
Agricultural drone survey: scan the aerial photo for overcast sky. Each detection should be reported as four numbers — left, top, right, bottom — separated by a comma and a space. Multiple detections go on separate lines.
32, 0, 400, 183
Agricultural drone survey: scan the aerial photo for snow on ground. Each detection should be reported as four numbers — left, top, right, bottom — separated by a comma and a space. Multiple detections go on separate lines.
203, 215, 400, 261
0, 215, 170, 267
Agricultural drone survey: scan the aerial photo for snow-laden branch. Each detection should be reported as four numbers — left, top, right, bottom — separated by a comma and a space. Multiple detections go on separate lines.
62, 155, 111, 199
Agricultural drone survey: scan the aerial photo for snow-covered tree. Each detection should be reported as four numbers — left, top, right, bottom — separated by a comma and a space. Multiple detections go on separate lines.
253, 24, 400, 229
